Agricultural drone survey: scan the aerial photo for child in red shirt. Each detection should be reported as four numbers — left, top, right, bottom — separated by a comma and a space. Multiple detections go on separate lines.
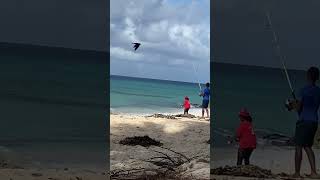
236, 108, 257, 165
184, 96, 191, 115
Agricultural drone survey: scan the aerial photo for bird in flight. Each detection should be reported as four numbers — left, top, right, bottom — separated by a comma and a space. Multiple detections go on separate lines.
132, 43, 141, 51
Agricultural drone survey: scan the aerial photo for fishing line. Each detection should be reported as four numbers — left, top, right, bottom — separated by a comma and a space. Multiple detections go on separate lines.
265, 11, 296, 99
192, 62, 202, 93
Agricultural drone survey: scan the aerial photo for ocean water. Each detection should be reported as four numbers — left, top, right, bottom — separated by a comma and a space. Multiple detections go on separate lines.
0, 44, 107, 169
110, 75, 206, 115
212, 63, 308, 147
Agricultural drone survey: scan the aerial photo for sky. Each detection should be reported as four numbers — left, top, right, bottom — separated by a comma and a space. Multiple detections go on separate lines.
213, 0, 320, 70
110, 0, 210, 83
0, 0, 107, 51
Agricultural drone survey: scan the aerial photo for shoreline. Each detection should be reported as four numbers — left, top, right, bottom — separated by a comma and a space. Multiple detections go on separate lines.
110, 107, 206, 117
110, 110, 210, 179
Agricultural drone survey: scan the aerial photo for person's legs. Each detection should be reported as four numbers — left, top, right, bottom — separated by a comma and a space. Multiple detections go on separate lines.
244, 148, 253, 165
304, 146, 317, 176
302, 122, 318, 177
293, 121, 304, 177
294, 146, 303, 177
202, 100, 209, 118
237, 149, 244, 165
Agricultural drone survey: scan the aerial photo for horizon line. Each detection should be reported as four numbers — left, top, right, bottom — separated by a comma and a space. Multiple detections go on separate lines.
110, 74, 210, 84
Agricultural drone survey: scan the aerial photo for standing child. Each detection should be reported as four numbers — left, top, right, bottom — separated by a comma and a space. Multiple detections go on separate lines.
184, 96, 191, 115
236, 108, 257, 165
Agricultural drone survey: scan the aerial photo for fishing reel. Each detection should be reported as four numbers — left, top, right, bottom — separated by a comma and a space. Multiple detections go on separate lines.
285, 99, 295, 111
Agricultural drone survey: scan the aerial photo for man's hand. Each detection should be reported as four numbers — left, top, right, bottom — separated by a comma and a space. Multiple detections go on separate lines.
292, 100, 302, 112
288, 99, 302, 112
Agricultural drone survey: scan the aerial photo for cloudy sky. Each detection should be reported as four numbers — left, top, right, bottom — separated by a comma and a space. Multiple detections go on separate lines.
0, 0, 107, 51
214, 0, 320, 70
110, 0, 210, 83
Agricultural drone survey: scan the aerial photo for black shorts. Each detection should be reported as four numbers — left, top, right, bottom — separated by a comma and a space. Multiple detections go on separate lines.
295, 121, 318, 147
202, 99, 209, 108
184, 108, 189, 113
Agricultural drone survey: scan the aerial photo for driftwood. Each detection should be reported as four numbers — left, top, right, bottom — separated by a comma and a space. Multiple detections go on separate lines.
145, 147, 191, 170
110, 147, 195, 180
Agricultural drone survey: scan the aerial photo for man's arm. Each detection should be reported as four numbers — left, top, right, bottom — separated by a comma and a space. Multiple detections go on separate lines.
236, 126, 242, 141
199, 90, 204, 97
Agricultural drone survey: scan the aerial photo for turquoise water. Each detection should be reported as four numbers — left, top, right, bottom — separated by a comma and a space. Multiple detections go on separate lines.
212, 63, 308, 147
110, 75, 206, 114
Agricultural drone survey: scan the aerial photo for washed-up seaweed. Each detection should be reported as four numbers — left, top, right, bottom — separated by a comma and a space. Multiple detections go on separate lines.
110, 169, 193, 180
119, 135, 163, 147
174, 114, 196, 118
147, 114, 177, 119
211, 165, 276, 179
147, 113, 196, 119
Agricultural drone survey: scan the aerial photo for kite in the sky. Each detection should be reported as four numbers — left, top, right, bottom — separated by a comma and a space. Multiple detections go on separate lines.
132, 43, 141, 51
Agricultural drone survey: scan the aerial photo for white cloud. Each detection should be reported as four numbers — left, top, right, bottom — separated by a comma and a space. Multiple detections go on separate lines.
169, 59, 186, 65
110, 46, 144, 61
110, 0, 210, 82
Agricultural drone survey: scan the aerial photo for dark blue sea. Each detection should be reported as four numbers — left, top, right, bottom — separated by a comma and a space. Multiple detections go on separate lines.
0, 43, 107, 170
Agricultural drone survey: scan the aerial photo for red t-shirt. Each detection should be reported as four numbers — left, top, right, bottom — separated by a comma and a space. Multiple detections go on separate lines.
236, 121, 257, 149
184, 100, 190, 109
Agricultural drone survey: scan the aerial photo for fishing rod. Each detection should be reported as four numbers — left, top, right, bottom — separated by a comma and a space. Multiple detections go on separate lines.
192, 62, 202, 92
265, 12, 296, 100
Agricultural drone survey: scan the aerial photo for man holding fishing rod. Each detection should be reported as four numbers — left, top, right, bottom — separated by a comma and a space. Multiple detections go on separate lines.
266, 12, 320, 178
287, 67, 320, 178
200, 82, 210, 119
192, 63, 210, 119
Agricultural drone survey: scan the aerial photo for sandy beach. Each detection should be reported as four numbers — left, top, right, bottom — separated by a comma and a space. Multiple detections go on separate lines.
0, 143, 107, 180
0, 168, 106, 180
212, 146, 320, 180
110, 111, 210, 179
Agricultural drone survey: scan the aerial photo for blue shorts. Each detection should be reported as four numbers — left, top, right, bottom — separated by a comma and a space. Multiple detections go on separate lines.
202, 99, 209, 108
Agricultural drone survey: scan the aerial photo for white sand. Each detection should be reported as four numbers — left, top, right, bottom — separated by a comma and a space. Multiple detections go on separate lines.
110, 111, 210, 179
